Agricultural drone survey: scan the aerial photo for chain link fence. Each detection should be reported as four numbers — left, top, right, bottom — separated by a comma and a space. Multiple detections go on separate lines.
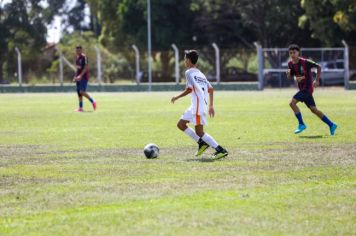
3, 42, 355, 90
256, 42, 354, 90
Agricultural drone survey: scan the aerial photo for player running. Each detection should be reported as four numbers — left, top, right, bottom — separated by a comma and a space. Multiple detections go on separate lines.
73, 45, 96, 112
171, 50, 228, 159
286, 44, 337, 135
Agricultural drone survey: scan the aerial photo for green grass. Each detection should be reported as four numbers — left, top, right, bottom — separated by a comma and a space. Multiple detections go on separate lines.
0, 89, 355, 236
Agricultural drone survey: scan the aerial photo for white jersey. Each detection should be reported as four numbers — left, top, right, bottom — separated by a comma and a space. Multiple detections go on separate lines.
185, 68, 213, 115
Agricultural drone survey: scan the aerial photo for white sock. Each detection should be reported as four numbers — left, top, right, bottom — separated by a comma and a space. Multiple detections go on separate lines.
201, 133, 219, 149
184, 128, 200, 142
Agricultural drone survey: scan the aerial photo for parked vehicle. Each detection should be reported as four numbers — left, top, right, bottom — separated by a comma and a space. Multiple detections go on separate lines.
309, 60, 356, 86
262, 58, 356, 87
264, 71, 293, 87
264, 62, 293, 88
319, 60, 344, 86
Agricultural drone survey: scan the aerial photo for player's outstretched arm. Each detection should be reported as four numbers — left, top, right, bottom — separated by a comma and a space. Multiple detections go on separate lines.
171, 88, 192, 104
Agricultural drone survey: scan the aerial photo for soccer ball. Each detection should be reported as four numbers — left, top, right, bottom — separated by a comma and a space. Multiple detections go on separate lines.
144, 143, 159, 159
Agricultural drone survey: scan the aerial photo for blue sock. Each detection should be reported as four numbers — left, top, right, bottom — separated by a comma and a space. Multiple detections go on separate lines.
321, 115, 333, 127
89, 97, 94, 104
295, 112, 305, 125
79, 101, 83, 108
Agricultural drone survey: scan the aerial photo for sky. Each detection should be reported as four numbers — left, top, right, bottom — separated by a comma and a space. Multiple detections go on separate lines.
47, 16, 62, 43
1, 0, 91, 43
47, 1, 91, 43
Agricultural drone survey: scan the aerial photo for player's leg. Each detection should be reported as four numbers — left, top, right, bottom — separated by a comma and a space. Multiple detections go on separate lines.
76, 83, 83, 112
195, 116, 228, 159
178, 110, 209, 157
177, 119, 196, 136
290, 92, 307, 134
80, 91, 95, 103
309, 106, 324, 119
193, 124, 209, 156
177, 119, 204, 146
78, 93, 83, 108
79, 80, 96, 110
81, 92, 96, 110
308, 101, 337, 135
177, 109, 201, 142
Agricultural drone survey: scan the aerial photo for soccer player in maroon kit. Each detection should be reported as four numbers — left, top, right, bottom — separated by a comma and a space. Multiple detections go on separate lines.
73, 45, 96, 112
286, 44, 337, 135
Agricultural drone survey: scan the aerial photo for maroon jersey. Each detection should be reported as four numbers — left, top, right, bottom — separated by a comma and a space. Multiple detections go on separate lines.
288, 57, 319, 94
76, 53, 89, 80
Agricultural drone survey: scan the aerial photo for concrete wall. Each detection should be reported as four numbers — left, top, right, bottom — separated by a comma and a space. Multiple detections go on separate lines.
349, 82, 356, 90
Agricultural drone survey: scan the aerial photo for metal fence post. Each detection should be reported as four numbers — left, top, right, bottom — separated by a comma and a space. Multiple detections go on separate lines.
147, 0, 152, 91
59, 51, 64, 86
56, 47, 76, 85
132, 45, 140, 85
14, 47, 22, 87
94, 45, 102, 85
254, 42, 264, 90
171, 44, 180, 85
342, 40, 350, 90
212, 43, 220, 84
61, 55, 76, 71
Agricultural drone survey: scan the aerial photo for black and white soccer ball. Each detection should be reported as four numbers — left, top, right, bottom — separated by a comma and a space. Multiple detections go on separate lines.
144, 143, 160, 159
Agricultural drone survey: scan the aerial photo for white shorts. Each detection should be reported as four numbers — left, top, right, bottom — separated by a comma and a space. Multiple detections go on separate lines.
180, 107, 207, 126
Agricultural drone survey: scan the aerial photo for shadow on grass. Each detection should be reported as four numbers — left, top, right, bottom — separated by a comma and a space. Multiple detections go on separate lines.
74, 111, 93, 113
186, 158, 215, 163
299, 135, 325, 139
186, 157, 229, 162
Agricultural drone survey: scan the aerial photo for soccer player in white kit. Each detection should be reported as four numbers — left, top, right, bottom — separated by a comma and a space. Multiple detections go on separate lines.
171, 50, 228, 159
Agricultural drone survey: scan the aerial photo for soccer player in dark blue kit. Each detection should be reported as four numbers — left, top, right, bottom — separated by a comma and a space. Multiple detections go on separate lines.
73, 45, 96, 112
286, 44, 337, 135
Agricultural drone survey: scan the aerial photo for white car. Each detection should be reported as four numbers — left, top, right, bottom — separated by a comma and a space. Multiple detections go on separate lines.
319, 60, 345, 85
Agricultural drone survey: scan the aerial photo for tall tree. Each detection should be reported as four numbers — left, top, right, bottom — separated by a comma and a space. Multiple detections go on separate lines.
191, 0, 255, 48
87, 0, 195, 49
193, 0, 316, 68
299, 0, 356, 46
0, 0, 64, 83
236, 0, 314, 47
87, 0, 196, 79
61, 0, 100, 34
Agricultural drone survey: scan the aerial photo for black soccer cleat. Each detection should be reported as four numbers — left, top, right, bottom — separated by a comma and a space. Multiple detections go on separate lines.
211, 146, 228, 159
195, 139, 209, 157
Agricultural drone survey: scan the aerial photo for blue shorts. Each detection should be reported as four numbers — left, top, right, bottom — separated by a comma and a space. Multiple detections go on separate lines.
76, 79, 88, 92
293, 90, 316, 108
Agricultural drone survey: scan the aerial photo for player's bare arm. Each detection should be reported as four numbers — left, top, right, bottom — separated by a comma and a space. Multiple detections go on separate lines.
313, 65, 321, 88
208, 88, 215, 117
286, 69, 292, 79
171, 88, 192, 104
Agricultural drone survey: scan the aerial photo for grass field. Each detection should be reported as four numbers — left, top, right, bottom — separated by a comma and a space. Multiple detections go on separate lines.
0, 89, 355, 235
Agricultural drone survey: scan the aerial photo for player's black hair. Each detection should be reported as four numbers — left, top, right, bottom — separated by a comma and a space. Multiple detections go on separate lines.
288, 44, 300, 51
76, 45, 82, 49
185, 50, 199, 64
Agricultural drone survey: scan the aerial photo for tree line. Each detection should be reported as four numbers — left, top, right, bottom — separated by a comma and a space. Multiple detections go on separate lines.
0, 0, 355, 83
